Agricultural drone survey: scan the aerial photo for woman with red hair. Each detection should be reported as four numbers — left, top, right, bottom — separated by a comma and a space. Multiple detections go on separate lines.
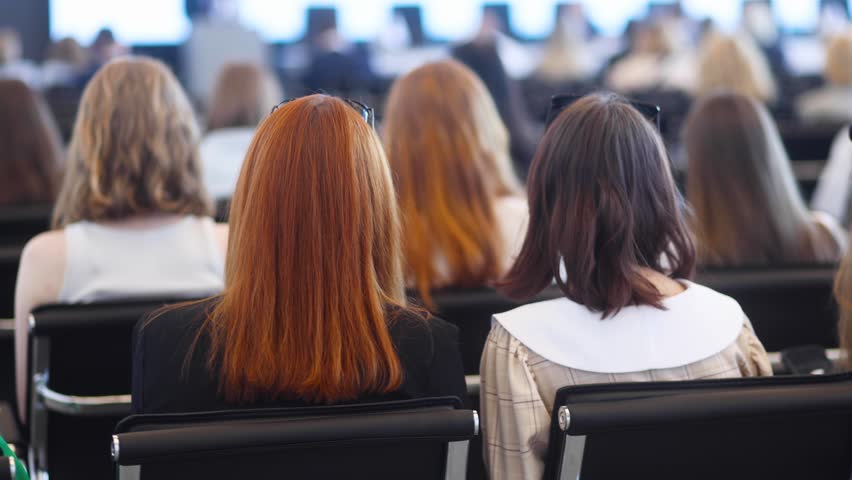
132, 95, 466, 413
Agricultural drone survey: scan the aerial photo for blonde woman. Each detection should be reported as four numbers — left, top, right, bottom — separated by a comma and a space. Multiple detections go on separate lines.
14, 56, 228, 422
695, 33, 777, 103
684, 92, 846, 267
797, 32, 852, 124
382, 60, 526, 304
201, 62, 282, 199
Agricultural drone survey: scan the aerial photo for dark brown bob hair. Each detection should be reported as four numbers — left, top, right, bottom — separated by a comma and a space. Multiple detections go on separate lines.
499, 92, 696, 317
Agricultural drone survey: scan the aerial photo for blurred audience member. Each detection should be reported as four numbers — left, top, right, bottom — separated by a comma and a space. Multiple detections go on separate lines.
812, 126, 852, 227
0, 79, 62, 206
132, 95, 466, 414
837, 245, 852, 369
182, 1, 267, 104
482, 93, 771, 480
41, 37, 88, 88
533, 13, 595, 85
695, 33, 777, 103
202, 62, 282, 199
89, 28, 128, 67
0, 28, 41, 87
453, 39, 539, 172
15, 57, 227, 422
797, 32, 852, 124
740, 0, 786, 75
606, 21, 693, 93
684, 92, 846, 267
383, 60, 525, 305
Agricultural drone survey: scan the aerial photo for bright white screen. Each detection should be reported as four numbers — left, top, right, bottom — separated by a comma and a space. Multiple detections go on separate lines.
49, 0, 191, 44
49, 0, 827, 45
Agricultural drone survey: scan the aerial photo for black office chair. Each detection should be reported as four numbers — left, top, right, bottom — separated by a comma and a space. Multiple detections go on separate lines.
26, 299, 196, 480
696, 265, 839, 352
545, 373, 852, 480
0, 204, 52, 318
112, 397, 478, 480
0, 457, 18, 480
410, 286, 564, 375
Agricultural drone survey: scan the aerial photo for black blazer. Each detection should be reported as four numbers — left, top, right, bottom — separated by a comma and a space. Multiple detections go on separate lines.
132, 298, 467, 414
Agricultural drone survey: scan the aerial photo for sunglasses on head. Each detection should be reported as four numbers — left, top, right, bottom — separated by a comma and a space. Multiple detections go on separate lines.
545, 94, 662, 131
271, 97, 376, 129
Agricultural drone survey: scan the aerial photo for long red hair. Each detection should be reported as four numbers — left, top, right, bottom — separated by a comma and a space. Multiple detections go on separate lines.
204, 95, 406, 404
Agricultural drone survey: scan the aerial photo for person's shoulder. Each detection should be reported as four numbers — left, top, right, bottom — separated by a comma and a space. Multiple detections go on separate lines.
388, 305, 457, 338
20, 229, 66, 274
137, 297, 219, 343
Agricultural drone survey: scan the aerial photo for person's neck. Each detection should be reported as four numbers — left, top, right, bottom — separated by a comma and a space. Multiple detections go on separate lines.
637, 267, 686, 298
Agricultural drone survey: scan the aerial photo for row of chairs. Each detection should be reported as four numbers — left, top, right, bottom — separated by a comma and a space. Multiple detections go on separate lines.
106, 373, 852, 480
3, 274, 841, 479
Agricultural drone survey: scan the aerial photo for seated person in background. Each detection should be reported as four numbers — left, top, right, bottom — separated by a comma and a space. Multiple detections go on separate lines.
15, 57, 227, 422
684, 92, 846, 267
382, 60, 527, 306
796, 32, 852, 124
811, 125, 851, 228
480, 93, 772, 480
201, 62, 282, 199
838, 244, 852, 369
0, 79, 62, 206
694, 33, 776, 105
133, 95, 466, 414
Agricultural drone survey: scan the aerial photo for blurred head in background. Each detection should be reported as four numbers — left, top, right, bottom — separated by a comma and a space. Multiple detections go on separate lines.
46, 37, 87, 68
383, 60, 523, 304
684, 92, 844, 267
0, 79, 63, 206
206, 63, 283, 131
824, 32, 852, 88
696, 33, 777, 103
53, 56, 211, 227
0, 29, 22, 66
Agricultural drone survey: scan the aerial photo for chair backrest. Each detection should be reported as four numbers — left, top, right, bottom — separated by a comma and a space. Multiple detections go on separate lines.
411, 286, 564, 374
696, 265, 838, 352
27, 299, 198, 479
113, 397, 478, 480
0, 204, 52, 318
545, 373, 852, 480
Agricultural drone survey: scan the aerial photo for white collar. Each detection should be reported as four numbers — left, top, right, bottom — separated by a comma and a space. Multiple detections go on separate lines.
493, 281, 745, 373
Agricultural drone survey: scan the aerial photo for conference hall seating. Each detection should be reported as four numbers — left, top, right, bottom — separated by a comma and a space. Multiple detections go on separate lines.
112, 397, 478, 480
545, 373, 852, 480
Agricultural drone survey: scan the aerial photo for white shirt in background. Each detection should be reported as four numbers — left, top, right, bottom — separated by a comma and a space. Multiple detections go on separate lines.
200, 127, 255, 200
811, 127, 851, 227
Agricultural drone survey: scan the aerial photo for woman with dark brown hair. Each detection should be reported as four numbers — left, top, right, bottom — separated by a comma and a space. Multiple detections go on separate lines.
132, 95, 465, 414
480, 93, 772, 480
684, 92, 846, 266
0, 79, 62, 206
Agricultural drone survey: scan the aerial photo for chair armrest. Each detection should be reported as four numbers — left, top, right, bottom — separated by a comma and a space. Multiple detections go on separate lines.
36, 380, 131, 417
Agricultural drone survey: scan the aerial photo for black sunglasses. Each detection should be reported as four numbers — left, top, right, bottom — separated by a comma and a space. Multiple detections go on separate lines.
545, 94, 662, 130
271, 97, 376, 129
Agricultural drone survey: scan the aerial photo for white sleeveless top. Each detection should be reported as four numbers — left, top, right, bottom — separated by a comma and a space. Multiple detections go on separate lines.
58, 216, 225, 303
493, 281, 746, 373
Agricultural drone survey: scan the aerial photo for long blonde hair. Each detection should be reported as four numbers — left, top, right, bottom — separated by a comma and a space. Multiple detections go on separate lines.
206, 62, 283, 131
383, 60, 522, 304
203, 95, 405, 404
825, 32, 852, 87
685, 92, 841, 266
696, 33, 777, 103
53, 56, 211, 228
